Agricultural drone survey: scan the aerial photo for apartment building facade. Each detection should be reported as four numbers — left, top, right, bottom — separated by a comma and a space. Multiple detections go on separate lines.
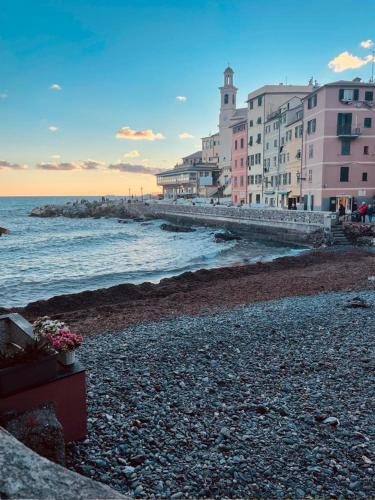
247, 84, 313, 205
230, 119, 248, 204
201, 132, 219, 164
301, 79, 375, 211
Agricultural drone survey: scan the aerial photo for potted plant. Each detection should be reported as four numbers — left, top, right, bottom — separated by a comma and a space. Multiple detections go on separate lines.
33, 318, 83, 366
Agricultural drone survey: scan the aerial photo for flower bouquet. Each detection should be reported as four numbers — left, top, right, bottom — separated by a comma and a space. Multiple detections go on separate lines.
33, 317, 83, 365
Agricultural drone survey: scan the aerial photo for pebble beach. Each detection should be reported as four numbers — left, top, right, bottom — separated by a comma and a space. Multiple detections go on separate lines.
66, 290, 375, 499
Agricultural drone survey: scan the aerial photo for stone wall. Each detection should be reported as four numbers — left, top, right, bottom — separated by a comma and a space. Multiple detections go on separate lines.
0, 426, 126, 499
132, 204, 334, 244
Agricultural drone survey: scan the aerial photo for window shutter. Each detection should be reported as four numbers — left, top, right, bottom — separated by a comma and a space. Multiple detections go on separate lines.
353, 89, 359, 101
339, 89, 344, 101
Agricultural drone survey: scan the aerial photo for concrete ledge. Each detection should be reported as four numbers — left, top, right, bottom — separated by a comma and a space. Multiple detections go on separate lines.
0, 427, 126, 499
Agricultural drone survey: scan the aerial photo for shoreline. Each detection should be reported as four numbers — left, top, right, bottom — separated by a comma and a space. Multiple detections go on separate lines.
3, 247, 374, 335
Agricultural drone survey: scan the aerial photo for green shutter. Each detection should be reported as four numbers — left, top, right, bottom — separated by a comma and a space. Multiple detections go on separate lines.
353, 89, 359, 101
339, 89, 344, 101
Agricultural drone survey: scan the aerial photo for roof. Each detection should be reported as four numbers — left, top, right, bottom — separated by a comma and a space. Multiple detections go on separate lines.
306, 80, 375, 97
224, 66, 234, 74
247, 84, 313, 101
157, 162, 220, 177
232, 107, 247, 119
201, 132, 219, 140
181, 150, 202, 160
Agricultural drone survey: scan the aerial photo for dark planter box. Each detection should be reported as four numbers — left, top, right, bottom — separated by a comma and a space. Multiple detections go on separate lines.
0, 353, 58, 397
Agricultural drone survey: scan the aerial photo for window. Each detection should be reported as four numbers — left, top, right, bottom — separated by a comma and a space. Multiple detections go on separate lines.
365, 91, 373, 102
308, 144, 314, 158
364, 117, 372, 128
224, 94, 229, 104
250, 155, 254, 166
232, 95, 235, 105
240, 138, 244, 148
274, 139, 277, 147
337, 113, 352, 135
240, 176, 244, 187
240, 158, 243, 167
234, 177, 238, 187
339, 89, 359, 101
362, 172, 368, 181
249, 120, 253, 127
256, 194, 261, 203
235, 140, 238, 150
273, 156, 277, 166
307, 94, 318, 109
249, 100, 254, 110
257, 96, 262, 106
341, 139, 351, 155
283, 173, 288, 184
296, 110, 303, 119
340, 166, 349, 182
249, 136, 253, 147
250, 175, 254, 184
257, 117, 262, 124
308, 169, 312, 182
256, 133, 261, 144
307, 118, 316, 134
266, 142, 269, 150
288, 172, 291, 184
364, 145, 369, 155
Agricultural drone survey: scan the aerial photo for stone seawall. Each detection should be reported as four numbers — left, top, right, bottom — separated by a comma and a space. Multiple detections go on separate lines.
30, 201, 335, 245
128, 204, 334, 245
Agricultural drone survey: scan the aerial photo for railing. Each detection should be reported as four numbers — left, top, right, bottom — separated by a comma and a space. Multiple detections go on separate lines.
337, 127, 361, 138
142, 203, 331, 227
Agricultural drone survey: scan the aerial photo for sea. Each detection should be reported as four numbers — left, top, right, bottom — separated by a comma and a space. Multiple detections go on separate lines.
0, 197, 305, 308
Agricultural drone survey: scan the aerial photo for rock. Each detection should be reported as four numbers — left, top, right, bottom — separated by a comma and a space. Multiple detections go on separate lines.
323, 416, 340, 427
0, 227, 10, 236
347, 298, 370, 308
160, 223, 195, 233
3, 402, 65, 465
0, 427, 125, 499
214, 232, 242, 242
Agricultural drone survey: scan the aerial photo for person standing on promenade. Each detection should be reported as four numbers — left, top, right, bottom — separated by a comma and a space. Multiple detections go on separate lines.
338, 202, 346, 223
358, 202, 368, 222
367, 204, 373, 223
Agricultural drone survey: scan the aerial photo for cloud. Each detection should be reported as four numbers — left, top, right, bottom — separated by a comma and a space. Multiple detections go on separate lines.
328, 51, 373, 72
36, 159, 104, 171
51, 154, 61, 159
360, 39, 374, 49
48, 125, 59, 132
179, 132, 194, 139
37, 162, 80, 171
50, 83, 62, 91
124, 149, 140, 158
116, 126, 165, 141
176, 96, 187, 102
80, 159, 105, 170
0, 93, 8, 99
108, 163, 163, 175
0, 160, 27, 170
141, 158, 149, 164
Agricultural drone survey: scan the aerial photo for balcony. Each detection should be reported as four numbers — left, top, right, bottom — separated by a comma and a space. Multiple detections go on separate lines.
337, 127, 361, 139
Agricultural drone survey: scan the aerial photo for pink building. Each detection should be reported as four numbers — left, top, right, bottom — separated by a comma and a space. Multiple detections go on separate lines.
302, 79, 375, 211
231, 119, 248, 204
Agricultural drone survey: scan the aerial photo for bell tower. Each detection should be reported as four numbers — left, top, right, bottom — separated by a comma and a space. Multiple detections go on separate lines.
218, 66, 237, 188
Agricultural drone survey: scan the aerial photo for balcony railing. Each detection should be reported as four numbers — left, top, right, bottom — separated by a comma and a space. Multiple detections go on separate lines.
337, 127, 361, 138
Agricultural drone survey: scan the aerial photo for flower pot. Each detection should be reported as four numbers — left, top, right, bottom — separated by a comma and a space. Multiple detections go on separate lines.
58, 351, 76, 366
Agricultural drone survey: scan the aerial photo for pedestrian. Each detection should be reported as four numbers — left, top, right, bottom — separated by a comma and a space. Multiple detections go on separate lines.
358, 202, 368, 223
338, 202, 346, 222
367, 204, 373, 223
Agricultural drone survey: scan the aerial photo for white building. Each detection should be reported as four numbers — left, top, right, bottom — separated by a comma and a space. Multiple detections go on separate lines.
218, 67, 239, 197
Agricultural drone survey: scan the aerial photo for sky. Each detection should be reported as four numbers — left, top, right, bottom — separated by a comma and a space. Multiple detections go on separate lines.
1, 0, 375, 196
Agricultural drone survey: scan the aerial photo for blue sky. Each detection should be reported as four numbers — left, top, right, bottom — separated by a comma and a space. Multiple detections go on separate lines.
1, 0, 375, 194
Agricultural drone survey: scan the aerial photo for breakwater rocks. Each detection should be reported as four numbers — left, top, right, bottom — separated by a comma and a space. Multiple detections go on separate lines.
30, 200, 140, 220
